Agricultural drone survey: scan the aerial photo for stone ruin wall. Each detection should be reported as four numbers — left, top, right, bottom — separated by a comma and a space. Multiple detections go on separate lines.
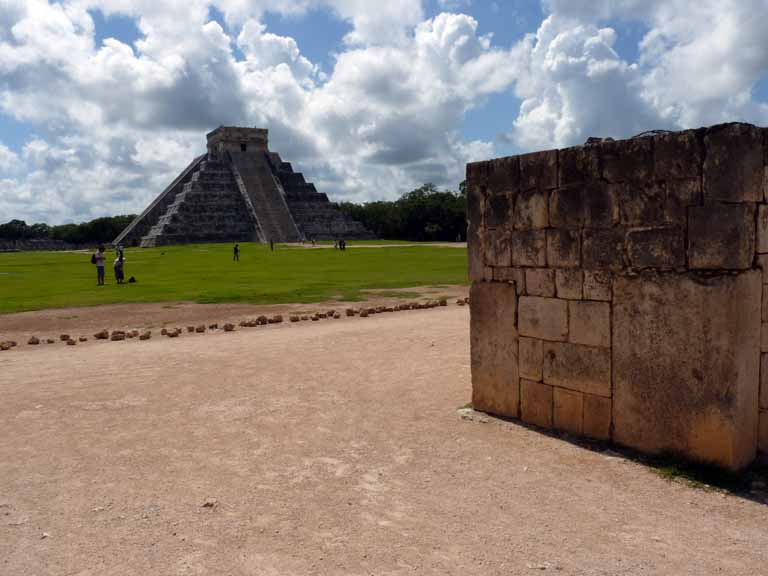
466, 123, 768, 471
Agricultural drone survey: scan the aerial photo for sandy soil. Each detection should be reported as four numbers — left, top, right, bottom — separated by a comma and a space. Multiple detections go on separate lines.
1, 305, 767, 575
0, 285, 467, 344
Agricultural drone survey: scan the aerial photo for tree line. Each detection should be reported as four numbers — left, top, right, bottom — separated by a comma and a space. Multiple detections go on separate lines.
0, 181, 468, 245
0, 215, 136, 245
339, 182, 467, 242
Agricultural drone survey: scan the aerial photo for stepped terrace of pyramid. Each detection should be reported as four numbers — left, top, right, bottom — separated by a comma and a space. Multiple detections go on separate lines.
115, 127, 373, 247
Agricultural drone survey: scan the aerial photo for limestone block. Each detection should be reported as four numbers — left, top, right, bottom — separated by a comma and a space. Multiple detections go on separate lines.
665, 179, 702, 224
704, 123, 763, 203
520, 150, 557, 191
688, 204, 755, 270
761, 354, 768, 410
654, 129, 703, 180
519, 337, 543, 381
762, 323, 768, 353
568, 301, 611, 348
758, 255, 768, 284
583, 271, 612, 301
470, 282, 520, 418
512, 230, 546, 267
583, 394, 612, 441
601, 137, 653, 183
758, 205, 768, 254
483, 193, 512, 229
466, 160, 491, 186
554, 387, 584, 435
543, 342, 611, 397
521, 379, 553, 429
613, 271, 761, 471
582, 228, 626, 271
627, 227, 685, 270
494, 267, 525, 295
764, 285, 768, 322
467, 226, 484, 283
617, 181, 667, 226
547, 229, 580, 268
467, 181, 484, 228
559, 145, 600, 187
486, 156, 520, 195
760, 411, 768, 454
519, 297, 568, 342
556, 269, 583, 300
514, 189, 549, 229
484, 229, 512, 267
550, 183, 618, 229
525, 268, 555, 298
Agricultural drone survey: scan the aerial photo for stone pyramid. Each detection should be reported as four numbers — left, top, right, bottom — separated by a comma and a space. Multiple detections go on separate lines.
114, 127, 373, 247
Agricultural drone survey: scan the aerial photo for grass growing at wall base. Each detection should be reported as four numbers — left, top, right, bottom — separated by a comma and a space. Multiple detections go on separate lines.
0, 242, 468, 314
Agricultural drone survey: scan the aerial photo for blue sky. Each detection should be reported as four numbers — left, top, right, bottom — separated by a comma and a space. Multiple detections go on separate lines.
1, 0, 767, 224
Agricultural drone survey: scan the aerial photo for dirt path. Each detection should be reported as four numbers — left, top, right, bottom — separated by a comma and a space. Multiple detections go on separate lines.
1, 306, 767, 575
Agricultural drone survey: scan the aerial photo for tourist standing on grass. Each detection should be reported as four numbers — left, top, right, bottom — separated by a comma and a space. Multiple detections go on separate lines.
270, 240, 274, 252
233, 243, 240, 261
114, 253, 125, 284
93, 244, 106, 285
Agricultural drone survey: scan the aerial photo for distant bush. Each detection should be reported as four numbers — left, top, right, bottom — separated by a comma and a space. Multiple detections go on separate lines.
339, 182, 466, 242
0, 215, 136, 245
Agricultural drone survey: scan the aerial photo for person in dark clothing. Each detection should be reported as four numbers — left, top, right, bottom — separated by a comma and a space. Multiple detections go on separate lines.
233, 244, 240, 261
270, 240, 274, 251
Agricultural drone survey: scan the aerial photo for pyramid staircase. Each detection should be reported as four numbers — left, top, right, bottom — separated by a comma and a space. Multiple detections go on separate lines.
140, 159, 260, 247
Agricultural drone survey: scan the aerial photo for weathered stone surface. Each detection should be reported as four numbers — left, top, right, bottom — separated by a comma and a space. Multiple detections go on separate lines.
525, 268, 555, 298
556, 269, 583, 300
704, 123, 764, 203
543, 342, 611, 397
28, 336, 39, 345
519, 337, 543, 381
559, 145, 600, 186
484, 193, 512, 229
613, 272, 761, 471
467, 223, 485, 283
627, 227, 685, 269
550, 183, 618, 229
493, 267, 525, 294
511, 230, 546, 267
583, 271, 612, 301
583, 394, 612, 441
568, 301, 611, 348
470, 282, 519, 418
760, 411, 768, 454
654, 129, 703, 180
617, 181, 667, 226
582, 228, 625, 271
486, 156, 520, 195
514, 189, 548, 229
94, 330, 109, 340
484, 229, 511, 267
762, 323, 768, 353
601, 137, 653, 183
688, 204, 755, 270
547, 229, 580, 268
519, 297, 568, 342
521, 379, 553, 428
762, 354, 768, 410
554, 387, 584, 435
758, 205, 768, 254
665, 179, 702, 223
520, 150, 557, 190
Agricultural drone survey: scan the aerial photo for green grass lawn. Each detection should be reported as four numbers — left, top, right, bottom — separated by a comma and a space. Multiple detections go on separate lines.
0, 242, 468, 314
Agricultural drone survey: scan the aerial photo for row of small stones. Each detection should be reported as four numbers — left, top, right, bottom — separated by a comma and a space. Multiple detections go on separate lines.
0, 298, 471, 350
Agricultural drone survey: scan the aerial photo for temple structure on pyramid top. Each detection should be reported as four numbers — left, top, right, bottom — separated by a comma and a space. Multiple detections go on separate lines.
114, 126, 373, 247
